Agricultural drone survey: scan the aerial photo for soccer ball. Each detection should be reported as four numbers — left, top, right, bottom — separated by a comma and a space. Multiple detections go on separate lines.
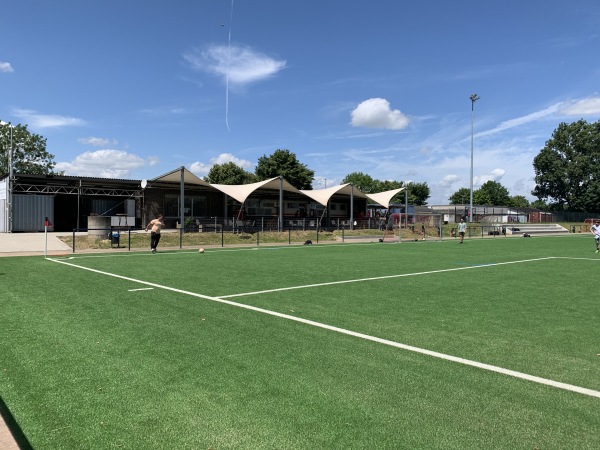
199, 248, 205, 253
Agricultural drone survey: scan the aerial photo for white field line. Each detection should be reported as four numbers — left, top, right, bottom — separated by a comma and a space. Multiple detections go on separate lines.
54, 242, 370, 259
47, 256, 600, 399
220, 256, 557, 298
128, 287, 154, 292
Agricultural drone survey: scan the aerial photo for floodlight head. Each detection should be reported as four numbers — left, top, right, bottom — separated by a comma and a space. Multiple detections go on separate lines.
470, 93, 480, 103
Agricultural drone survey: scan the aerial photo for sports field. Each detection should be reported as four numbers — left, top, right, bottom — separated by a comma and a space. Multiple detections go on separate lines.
1, 235, 599, 448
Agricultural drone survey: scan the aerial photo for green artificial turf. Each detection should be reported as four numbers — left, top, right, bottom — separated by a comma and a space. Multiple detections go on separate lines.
1, 235, 599, 448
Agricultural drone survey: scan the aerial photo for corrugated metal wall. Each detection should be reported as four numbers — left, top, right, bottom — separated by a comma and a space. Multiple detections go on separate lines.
13, 195, 54, 232
0, 179, 6, 232
0, 198, 6, 233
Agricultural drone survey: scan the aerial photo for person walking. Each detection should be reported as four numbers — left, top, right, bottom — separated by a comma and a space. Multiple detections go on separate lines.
145, 214, 165, 253
591, 220, 600, 253
458, 218, 467, 244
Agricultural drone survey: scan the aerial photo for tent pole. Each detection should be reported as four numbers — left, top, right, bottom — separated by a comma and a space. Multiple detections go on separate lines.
350, 185, 354, 230
279, 176, 283, 232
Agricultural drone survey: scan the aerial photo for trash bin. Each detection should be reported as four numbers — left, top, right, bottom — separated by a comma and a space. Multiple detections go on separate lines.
109, 231, 120, 247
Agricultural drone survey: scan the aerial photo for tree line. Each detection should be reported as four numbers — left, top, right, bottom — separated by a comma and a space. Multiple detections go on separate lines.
2, 120, 600, 211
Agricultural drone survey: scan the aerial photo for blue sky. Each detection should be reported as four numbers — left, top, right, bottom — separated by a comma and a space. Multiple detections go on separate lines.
1, 0, 600, 204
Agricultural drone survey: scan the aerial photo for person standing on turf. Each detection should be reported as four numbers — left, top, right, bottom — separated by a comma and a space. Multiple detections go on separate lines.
458, 218, 467, 244
145, 214, 165, 253
591, 220, 600, 253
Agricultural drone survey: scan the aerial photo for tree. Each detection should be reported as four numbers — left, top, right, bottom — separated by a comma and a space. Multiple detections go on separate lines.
378, 180, 406, 204
532, 119, 600, 211
448, 187, 471, 205
507, 195, 530, 209
0, 123, 57, 175
255, 149, 314, 190
205, 162, 257, 185
378, 179, 403, 192
342, 172, 378, 192
341, 173, 430, 205
407, 182, 430, 206
473, 181, 511, 205
530, 199, 548, 210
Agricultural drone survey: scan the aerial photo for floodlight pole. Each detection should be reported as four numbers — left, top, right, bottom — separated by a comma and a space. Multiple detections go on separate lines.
180, 166, 184, 248
469, 94, 480, 223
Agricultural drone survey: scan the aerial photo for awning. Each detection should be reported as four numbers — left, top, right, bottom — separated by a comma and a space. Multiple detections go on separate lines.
151, 167, 212, 186
300, 184, 368, 206
364, 188, 406, 208
211, 177, 302, 204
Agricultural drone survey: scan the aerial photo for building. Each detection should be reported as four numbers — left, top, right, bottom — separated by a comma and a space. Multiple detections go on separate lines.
0, 168, 406, 233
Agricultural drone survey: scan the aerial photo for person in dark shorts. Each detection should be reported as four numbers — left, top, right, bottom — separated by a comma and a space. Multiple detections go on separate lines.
145, 214, 165, 253
458, 218, 467, 243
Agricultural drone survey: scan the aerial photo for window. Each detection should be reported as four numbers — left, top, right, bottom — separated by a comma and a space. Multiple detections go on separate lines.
164, 194, 207, 218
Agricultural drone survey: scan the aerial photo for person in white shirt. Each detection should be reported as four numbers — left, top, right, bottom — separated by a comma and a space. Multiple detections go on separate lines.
591, 220, 600, 253
458, 218, 467, 244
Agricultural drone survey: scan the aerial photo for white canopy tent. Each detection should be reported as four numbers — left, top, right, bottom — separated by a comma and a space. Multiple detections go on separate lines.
150, 167, 212, 187
211, 177, 302, 230
150, 167, 214, 247
300, 184, 369, 229
211, 177, 301, 204
150, 167, 405, 233
364, 187, 406, 208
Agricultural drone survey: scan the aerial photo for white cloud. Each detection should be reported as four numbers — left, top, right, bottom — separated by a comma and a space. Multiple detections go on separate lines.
78, 137, 118, 147
0, 62, 14, 73
350, 98, 409, 130
312, 176, 340, 190
190, 153, 253, 178
209, 153, 253, 169
140, 106, 187, 116
560, 96, 600, 115
12, 108, 85, 128
473, 168, 506, 186
55, 150, 145, 178
439, 174, 461, 187
147, 156, 160, 167
189, 161, 210, 177
476, 95, 600, 139
183, 44, 286, 86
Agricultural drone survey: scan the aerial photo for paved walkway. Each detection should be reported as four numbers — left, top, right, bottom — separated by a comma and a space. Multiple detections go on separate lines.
0, 232, 73, 257
0, 418, 19, 450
